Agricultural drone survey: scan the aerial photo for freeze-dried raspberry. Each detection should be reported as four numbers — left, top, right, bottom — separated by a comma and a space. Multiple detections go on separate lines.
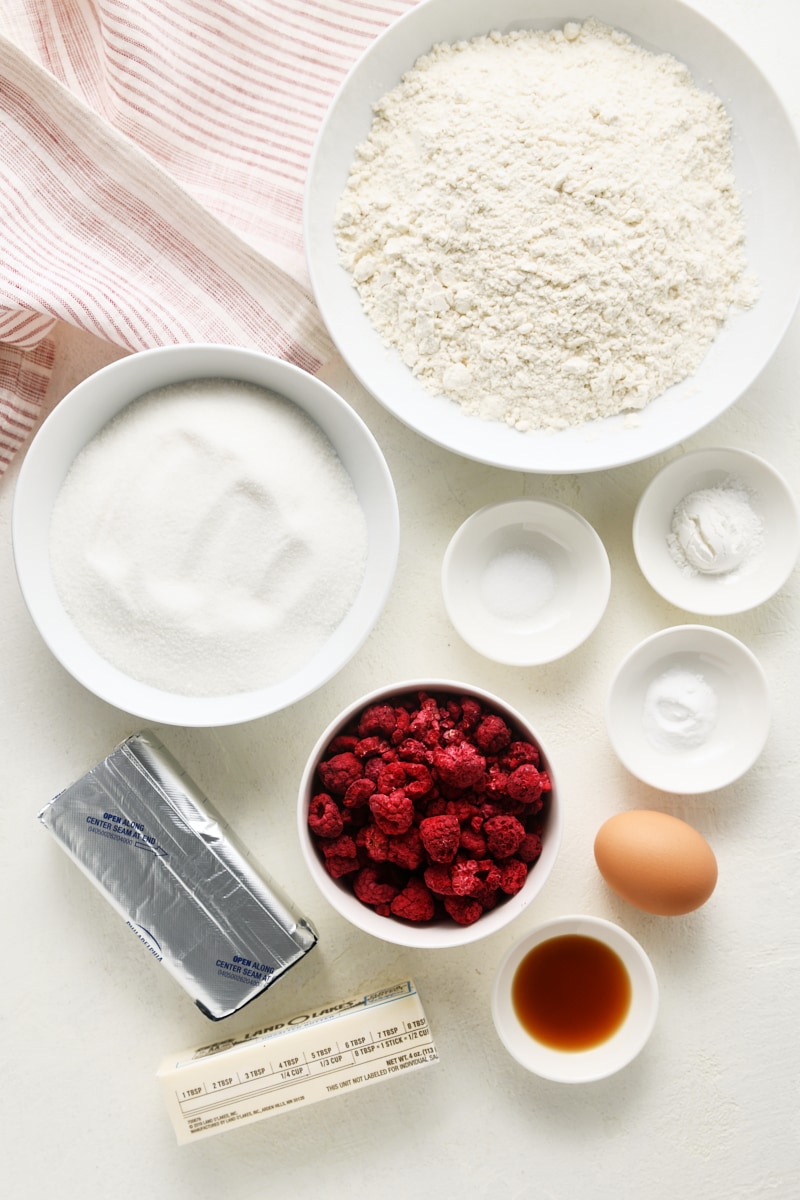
450, 859, 482, 896
473, 714, 512, 754
357, 704, 397, 738
484, 764, 511, 800
325, 854, 360, 879
408, 698, 442, 746
403, 762, 434, 800
376, 761, 407, 795
357, 823, 389, 863
321, 834, 357, 860
307, 793, 344, 838
369, 790, 415, 835
506, 764, 549, 804
498, 859, 528, 895
390, 707, 411, 744
466, 862, 501, 906
419, 814, 461, 863
353, 866, 400, 906
444, 895, 483, 925
386, 827, 424, 871
502, 741, 541, 771
317, 752, 363, 796
484, 814, 526, 859
390, 877, 435, 922
423, 795, 448, 819
432, 742, 486, 790
423, 863, 455, 895
354, 736, 387, 759
394, 738, 429, 763
444, 797, 480, 824
327, 735, 359, 755
459, 826, 487, 858
363, 757, 383, 783
517, 832, 543, 863
343, 776, 376, 809
458, 697, 482, 731
375, 903, 392, 917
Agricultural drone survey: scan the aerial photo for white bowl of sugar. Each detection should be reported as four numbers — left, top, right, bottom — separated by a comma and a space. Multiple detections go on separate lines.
12, 345, 399, 726
606, 625, 770, 794
441, 499, 610, 664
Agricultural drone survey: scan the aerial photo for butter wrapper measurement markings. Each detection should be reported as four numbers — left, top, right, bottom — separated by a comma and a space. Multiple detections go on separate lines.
38, 731, 317, 1019
157, 980, 438, 1143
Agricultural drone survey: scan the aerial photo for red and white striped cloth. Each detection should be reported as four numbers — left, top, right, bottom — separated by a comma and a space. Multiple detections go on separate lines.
0, 0, 415, 475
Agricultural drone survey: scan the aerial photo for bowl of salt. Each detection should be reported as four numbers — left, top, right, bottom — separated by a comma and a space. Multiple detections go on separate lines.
441, 499, 610, 665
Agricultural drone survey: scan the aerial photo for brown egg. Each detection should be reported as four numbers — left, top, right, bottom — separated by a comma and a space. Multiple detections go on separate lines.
594, 810, 717, 916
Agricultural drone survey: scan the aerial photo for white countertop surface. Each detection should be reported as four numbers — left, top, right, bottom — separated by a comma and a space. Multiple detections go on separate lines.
3, 3, 800, 1196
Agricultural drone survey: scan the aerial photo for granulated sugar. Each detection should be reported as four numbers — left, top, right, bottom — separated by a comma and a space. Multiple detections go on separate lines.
49, 380, 367, 696
335, 19, 756, 432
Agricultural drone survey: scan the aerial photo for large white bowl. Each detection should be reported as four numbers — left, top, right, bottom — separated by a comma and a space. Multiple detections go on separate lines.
12, 345, 399, 726
298, 680, 562, 949
305, 0, 800, 473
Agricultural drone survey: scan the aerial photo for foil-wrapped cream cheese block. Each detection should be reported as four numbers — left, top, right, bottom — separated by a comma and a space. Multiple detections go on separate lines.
38, 731, 317, 1019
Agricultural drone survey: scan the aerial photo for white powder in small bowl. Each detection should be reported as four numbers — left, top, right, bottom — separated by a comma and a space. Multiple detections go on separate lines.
642, 667, 718, 752
49, 379, 368, 696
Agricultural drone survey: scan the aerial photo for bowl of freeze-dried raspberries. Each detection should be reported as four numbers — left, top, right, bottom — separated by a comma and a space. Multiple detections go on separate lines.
298, 681, 562, 947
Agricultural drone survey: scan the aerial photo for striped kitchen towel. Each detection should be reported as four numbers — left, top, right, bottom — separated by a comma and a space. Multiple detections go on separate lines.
0, 0, 415, 475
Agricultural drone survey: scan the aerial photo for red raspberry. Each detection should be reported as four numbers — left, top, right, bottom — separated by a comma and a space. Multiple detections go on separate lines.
457, 697, 482, 731
357, 704, 397, 738
498, 859, 528, 895
377, 761, 407, 795
450, 859, 482, 896
390, 877, 435, 922
354, 736, 387, 759
326, 735, 359, 755
419, 814, 461, 863
403, 762, 434, 800
394, 738, 429, 763
408, 697, 442, 746
444, 797, 480, 824
423, 864, 455, 895
432, 742, 486, 790
317, 752, 363, 796
369, 790, 415, 835
389, 706, 412, 744
466, 862, 501, 906
444, 894, 483, 925
506, 764, 549, 805
501, 741, 541, 771
423, 795, 448, 818
343, 777, 376, 809
459, 826, 487, 858
307, 793, 343, 838
517, 832, 543, 863
386, 827, 425, 871
484, 765, 511, 800
473, 714, 512, 754
324, 854, 360, 879
321, 834, 357, 860
353, 866, 399, 906
484, 814, 526, 859
356, 823, 389, 863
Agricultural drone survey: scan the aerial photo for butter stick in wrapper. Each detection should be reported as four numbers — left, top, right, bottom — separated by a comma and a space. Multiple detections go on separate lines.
38, 731, 317, 1019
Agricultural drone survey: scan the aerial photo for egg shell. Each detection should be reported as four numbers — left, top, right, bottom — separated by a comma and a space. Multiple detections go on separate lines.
594, 810, 718, 916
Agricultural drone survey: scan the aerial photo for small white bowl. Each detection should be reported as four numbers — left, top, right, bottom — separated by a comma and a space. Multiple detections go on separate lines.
12, 345, 399, 727
297, 679, 562, 949
606, 625, 770, 793
441, 500, 610, 664
633, 447, 799, 615
492, 915, 659, 1083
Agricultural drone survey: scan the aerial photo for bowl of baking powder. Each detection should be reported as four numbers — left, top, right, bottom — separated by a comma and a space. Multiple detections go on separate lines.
305, 0, 800, 473
12, 345, 399, 726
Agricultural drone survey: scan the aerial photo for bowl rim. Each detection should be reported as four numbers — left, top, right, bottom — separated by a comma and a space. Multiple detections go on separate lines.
304, 0, 800, 473
297, 678, 563, 948
605, 623, 771, 793
491, 913, 659, 1083
12, 344, 400, 727
441, 498, 611, 664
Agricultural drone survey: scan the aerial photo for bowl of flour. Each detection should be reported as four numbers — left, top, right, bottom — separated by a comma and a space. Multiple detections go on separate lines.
12, 345, 399, 726
305, 0, 800, 473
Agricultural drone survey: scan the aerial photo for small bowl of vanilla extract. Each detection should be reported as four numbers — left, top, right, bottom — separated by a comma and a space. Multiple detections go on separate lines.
491, 915, 659, 1083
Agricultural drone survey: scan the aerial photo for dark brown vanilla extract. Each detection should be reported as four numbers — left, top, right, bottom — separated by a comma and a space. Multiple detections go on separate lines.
511, 934, 632, 1051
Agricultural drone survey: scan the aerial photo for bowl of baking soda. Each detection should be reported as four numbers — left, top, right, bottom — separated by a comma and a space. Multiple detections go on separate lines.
12, 345, 399, 726
606, 624, 770, 793
441, 499, 610, 664
633, 447, 800, 615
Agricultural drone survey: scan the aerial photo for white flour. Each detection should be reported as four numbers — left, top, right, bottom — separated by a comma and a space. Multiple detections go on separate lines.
667, 476, 763, 576
49, 380, 367, 696
335, 20, 756, 432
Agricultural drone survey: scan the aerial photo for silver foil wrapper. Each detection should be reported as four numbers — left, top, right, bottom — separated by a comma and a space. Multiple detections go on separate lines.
38, 731, 317, 1020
